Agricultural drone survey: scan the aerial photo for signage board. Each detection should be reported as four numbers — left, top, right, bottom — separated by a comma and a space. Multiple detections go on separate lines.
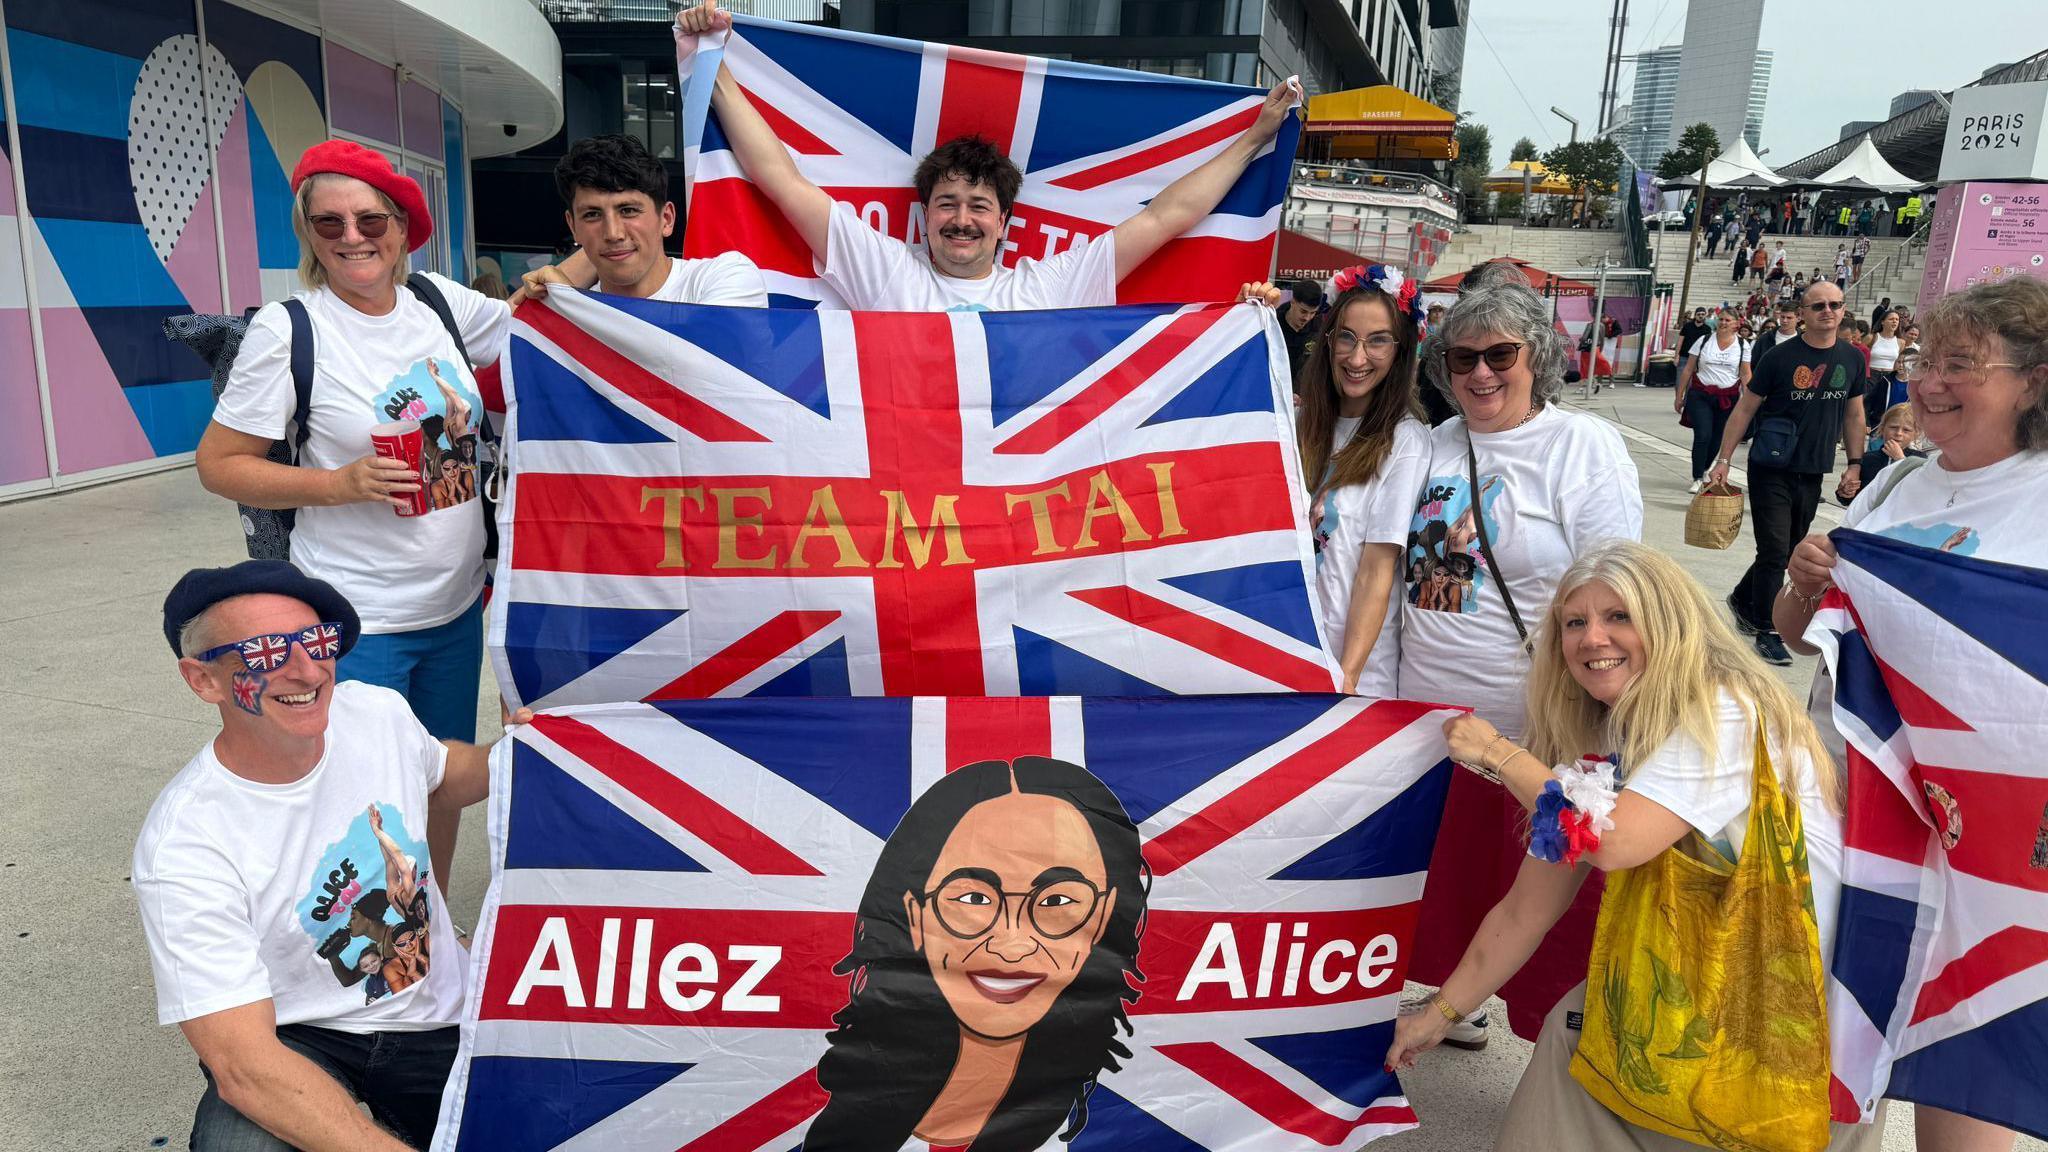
1939, 80, 2048, 182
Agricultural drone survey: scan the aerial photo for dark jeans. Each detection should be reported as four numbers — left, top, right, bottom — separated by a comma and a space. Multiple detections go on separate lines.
1684, 389, 1734, 480
1734, 465, 1821, 632
190, 1024, 458, 1151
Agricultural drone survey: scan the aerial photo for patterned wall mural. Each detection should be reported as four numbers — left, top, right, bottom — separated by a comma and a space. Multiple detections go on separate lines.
0, 0, 473, 491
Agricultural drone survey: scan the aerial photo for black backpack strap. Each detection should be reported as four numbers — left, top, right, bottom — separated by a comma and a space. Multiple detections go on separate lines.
281, 298, 315, 463
405, 272, 473, 367
405, 272, 495, 447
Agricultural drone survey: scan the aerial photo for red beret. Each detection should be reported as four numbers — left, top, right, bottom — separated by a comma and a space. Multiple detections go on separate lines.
291, 139, 434, 253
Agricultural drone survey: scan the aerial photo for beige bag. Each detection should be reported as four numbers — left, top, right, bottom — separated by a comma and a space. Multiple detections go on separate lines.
1684, 481, 1744, 550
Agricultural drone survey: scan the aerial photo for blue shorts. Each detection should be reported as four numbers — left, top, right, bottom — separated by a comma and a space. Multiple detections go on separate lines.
335, 594, 485, 741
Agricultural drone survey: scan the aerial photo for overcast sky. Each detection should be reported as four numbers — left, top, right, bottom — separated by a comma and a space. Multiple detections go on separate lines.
1454, 0, 2038, 167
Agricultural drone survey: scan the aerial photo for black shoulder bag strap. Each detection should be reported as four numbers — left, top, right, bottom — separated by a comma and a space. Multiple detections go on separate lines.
404, 272, 503, 561
281, 298, 316, 464
1464, 431, 1533, 655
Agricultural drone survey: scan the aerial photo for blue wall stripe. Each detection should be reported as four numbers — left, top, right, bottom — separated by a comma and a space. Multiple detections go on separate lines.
6, 31, 142, 139
35, 218, 186, 307
243, 103, 301, 269
124, 378, 214, 455
15, 126, 142, 224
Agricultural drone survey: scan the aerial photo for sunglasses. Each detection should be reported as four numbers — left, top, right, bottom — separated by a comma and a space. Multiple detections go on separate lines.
1443, 341, 1524, 375
1806, 300, 1845, 313
307, 212, 396, 241
193, 622, 345, 671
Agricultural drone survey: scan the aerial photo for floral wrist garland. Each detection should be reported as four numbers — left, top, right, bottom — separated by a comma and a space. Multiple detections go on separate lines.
1528, 754, 1620, 867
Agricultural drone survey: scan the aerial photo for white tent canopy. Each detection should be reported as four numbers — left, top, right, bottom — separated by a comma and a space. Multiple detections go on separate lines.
1656, 137, 1786, 189
1804, 138, 1919, 192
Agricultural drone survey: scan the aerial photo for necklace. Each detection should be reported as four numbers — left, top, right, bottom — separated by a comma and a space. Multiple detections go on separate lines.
1509, 404, 1541, 430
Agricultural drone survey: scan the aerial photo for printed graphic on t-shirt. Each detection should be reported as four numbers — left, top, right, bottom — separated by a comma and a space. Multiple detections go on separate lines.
1404, 473, 1503, 614
298, 803, 434, 1005
374, 357, 485, 512
1877, 520, 1978, 556
1791, 362, 1851, 394
1311, 485, 1338, 561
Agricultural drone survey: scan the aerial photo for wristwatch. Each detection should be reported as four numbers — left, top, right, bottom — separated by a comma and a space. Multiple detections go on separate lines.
1429, 992, 1464, 1023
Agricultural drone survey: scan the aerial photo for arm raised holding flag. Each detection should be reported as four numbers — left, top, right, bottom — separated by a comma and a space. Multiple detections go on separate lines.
674, 0, 1299, 311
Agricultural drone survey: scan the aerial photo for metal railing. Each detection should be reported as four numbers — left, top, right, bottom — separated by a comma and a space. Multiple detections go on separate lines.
1844, 213, 1935, 313
1290, 161, 1456, 203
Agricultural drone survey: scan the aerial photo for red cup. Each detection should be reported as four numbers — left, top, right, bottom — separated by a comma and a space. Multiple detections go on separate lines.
369, 420, 430, 517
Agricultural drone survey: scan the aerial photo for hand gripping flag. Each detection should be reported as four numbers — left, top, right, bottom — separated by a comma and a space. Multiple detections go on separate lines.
1807, 529, 2048, 1138
677, 15, 1301, 308
431, 693, 1458, 1151
488, 291, 1334, 709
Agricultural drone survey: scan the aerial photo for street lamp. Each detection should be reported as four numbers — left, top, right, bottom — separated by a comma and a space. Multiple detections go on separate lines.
1551, 107, 1580, 145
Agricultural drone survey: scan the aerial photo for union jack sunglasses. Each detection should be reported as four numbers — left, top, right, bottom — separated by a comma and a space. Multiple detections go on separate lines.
193, 622, 345, 671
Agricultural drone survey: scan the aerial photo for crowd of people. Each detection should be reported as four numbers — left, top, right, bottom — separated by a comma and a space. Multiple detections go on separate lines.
125, 2, 2047, 1149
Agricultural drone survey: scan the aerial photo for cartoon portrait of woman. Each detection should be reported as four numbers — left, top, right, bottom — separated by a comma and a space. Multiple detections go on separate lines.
806, 757, 1149, 1152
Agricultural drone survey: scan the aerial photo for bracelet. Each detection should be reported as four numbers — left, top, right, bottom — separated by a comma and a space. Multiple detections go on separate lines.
1480, 732, 1512, 773
1429, 992, 1464, 1023
1528, 756, 1620, 867
1781, 582, 1828, 609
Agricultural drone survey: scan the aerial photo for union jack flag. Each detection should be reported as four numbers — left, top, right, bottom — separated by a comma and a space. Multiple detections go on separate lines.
231, 673, 263, 713
488, 290, 1332, 710
677, 15, 1301, 308
430, 693, 1457, 1151
1807, 529, 2048, 1139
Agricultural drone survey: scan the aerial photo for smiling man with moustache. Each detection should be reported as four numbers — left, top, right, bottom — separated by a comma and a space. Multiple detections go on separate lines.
673, 0, 1296, 312
135, 561, 525, 1151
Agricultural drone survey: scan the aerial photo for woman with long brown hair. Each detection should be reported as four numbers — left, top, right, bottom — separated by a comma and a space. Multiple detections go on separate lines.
1295, 264, 1431, 696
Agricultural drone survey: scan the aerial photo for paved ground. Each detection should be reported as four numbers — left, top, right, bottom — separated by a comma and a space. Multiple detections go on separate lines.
2, 385, 2031, 1151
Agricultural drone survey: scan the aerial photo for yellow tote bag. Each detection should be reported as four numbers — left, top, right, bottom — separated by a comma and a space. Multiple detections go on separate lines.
1569, 721, 1832, 1152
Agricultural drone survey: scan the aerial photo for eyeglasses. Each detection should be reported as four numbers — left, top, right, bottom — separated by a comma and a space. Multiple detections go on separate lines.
307, 212, 396, 241
920, 871, 1103, 940
1805, 300, 1845, 313
1898, 356, 2021, 385
192, 622, 345, 671
1443, 342, 1524, 375
1329, 331, 1400, 358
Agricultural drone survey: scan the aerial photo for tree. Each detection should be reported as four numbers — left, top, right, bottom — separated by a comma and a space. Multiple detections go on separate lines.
1655, 122, 1722, 182
1541, 139, 1624, 224
1510, 137, 1540, 162
1454, 122, 1492, 179
1541, 138, 1623, 196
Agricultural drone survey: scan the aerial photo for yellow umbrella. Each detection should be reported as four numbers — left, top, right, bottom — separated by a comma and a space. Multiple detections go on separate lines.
1482, 161, 1572, 196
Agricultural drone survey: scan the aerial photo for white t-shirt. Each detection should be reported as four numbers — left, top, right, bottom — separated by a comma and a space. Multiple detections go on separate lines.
647, 252, 770, 306
820, 201, 1118, 312
1807, 450, 2048, 767
133, 682, 466, 1032
1313, 417, 1430, 697
1685, 334, 1749, 391
1622, 689, 1845, 963
1867, 334, 1900, 372
213, 274, 510, 633
1397, 405, 1644, 737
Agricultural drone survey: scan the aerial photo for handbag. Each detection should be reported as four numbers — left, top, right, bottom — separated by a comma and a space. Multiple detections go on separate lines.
1569, 720, 1833, 1151
1464, 435, 1532, 655
1684, 481, 1744, 550
1749, 414, 1798, 468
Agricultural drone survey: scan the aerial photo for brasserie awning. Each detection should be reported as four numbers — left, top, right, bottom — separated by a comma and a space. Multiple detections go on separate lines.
1304, 85, 1457, 161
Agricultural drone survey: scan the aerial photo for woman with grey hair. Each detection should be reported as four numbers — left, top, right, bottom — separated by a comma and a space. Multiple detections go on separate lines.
1398, 271, 1645, 1048
1778, 276, 2048, 1152
195, 141, 512, 742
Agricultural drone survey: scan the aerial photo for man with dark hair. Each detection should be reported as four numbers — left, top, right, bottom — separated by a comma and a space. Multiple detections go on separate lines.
675, 1, 1296, 311
136, 561, 528, 1151
1279, 278, 1324, 383
534, 133, 767, 306
1753, 299, 1799, 364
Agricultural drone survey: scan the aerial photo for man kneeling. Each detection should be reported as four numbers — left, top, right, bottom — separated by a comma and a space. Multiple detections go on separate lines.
135, 561, 518, 1150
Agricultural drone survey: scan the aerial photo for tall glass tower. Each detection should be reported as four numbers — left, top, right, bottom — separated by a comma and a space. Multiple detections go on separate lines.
1669, 0, 1770, 157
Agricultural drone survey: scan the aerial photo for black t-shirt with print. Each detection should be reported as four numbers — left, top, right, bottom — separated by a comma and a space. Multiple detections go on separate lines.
1747, 336, 1865, 475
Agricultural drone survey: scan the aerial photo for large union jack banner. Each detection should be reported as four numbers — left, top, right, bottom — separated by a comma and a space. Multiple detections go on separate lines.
1807, 529, 2048, 1138
431, 693, 1456, 1151
488, 290, 1331, 710
676, 15, 1301, 308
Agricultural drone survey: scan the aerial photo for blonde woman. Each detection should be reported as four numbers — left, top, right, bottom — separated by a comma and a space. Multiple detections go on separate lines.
1386, 540, 1879, 1151
196, 141, 511, 740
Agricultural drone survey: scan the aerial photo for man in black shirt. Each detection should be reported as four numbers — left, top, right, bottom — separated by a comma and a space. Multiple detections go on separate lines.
1752, 300, 1799, 364
1677, 307, 1709, 362
1705, 280, 1866, 665
1279, 279, 1323, 389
